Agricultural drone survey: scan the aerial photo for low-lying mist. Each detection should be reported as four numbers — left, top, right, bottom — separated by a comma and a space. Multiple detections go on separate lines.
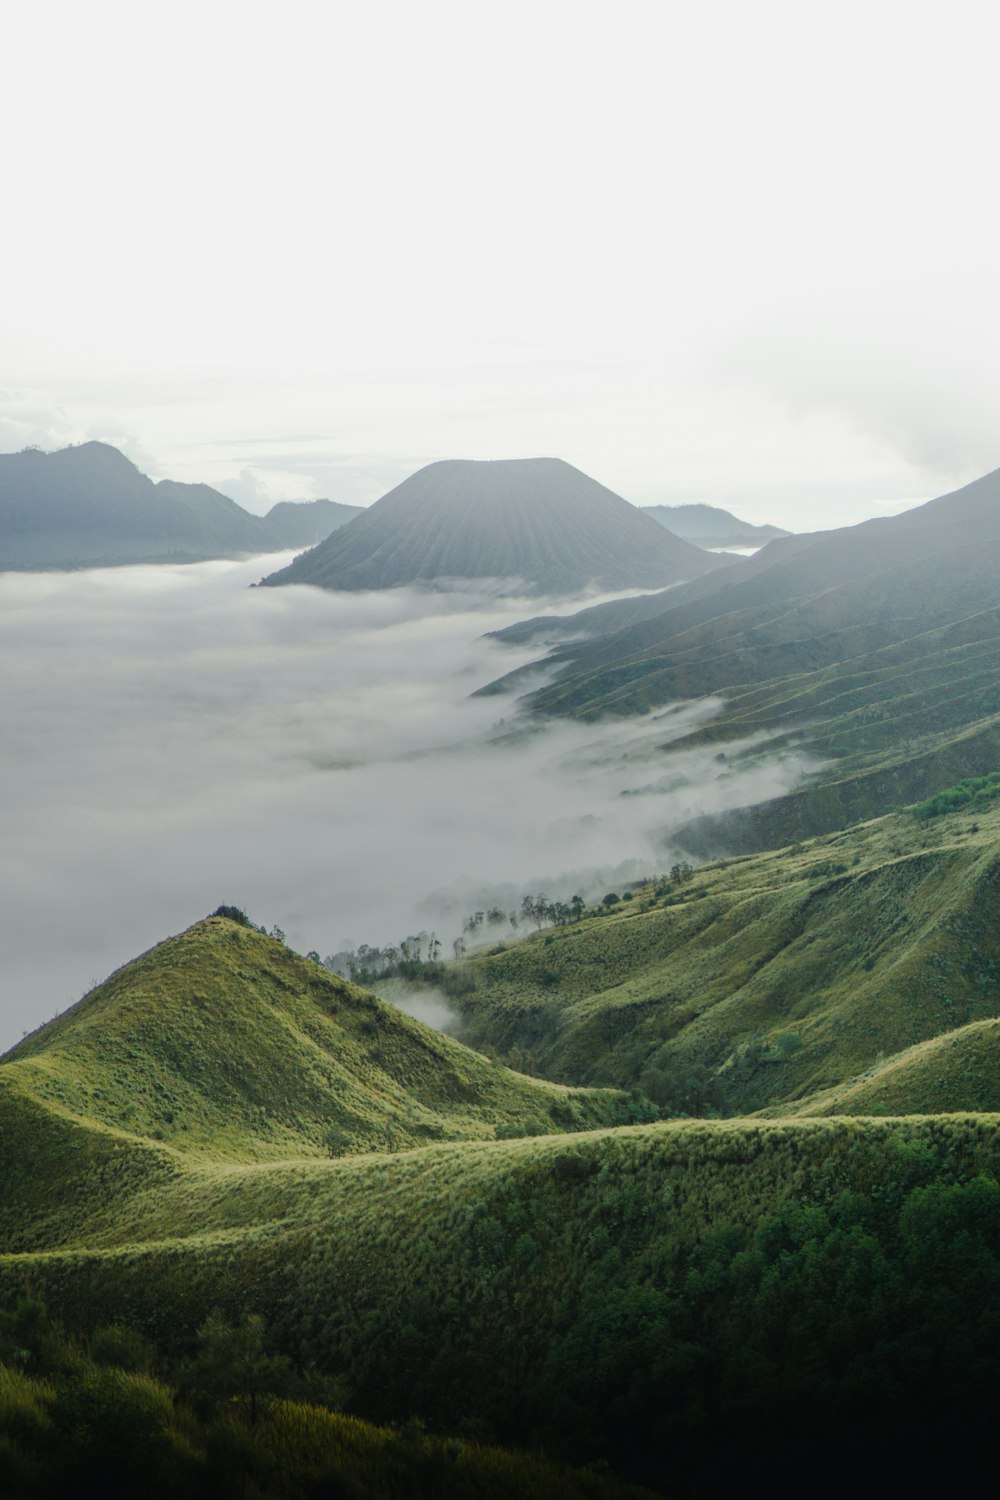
0, 555, 815, 1048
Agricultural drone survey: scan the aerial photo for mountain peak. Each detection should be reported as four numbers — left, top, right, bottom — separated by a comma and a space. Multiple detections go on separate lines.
261, 455, 730, 595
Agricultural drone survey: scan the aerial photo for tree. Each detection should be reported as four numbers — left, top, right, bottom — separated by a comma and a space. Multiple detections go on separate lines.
188, 1310, 290, 1424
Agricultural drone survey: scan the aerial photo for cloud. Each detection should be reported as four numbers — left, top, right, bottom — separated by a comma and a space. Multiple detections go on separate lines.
0, 561, 814, 1050
0, 390, 79, 454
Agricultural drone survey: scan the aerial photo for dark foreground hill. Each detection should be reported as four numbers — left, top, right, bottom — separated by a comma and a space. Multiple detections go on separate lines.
0, 442, 357, 570
260, 458, 730, 596
642, 501, 788, 549
3, 906, 1000, 1493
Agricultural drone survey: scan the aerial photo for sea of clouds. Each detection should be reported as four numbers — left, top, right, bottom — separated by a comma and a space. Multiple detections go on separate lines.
0, 556, 816, 1048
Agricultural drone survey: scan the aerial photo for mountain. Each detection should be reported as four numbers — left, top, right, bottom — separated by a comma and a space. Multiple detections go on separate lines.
263, 497, 364, 548
0, 442, 334, 570
641, 502, 789, 550
155, 478, 278, 552
260, 458, 731, 595
0, 443, 225, 568
478, 464, 1000, 846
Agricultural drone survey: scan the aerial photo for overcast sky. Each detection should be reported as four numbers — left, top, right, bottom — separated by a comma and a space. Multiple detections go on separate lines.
2, 0, 998, 528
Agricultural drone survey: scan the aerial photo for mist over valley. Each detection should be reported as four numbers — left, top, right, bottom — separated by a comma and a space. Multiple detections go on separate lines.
0, 552, 813, 1050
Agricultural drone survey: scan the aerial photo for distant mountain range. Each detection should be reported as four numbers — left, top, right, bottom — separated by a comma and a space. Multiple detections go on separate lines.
262, 457, 730, 596
641, 501, 789, 550
0, 442, 359, 570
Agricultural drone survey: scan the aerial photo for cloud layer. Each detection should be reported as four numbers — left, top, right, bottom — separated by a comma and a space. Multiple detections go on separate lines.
0, 560, 813, 1049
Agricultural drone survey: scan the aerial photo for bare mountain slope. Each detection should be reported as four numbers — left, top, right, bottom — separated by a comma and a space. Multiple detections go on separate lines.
261, 457, 731, 595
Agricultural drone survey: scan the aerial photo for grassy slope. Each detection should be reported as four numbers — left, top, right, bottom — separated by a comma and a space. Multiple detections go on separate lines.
776, 1018, 1000, 1117
0, 919, 625, 1257
4, 1114, 1000, 1473
448, 801, 1000, 1114
2, 910, 1000, 1488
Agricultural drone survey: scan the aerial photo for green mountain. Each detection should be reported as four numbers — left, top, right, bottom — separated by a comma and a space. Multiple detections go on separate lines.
641, 502, 789, 549
444, 795, 1000, 1115
260, 458, 731, 596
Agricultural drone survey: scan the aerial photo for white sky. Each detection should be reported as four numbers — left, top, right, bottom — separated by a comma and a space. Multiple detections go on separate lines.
2, 0, 999, 528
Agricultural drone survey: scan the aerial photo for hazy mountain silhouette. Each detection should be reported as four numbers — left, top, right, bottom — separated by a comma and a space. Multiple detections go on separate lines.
642, 502, 789, 549
261, 457, 730, 595
0, 442, 364, 570
264, 497, 363, 548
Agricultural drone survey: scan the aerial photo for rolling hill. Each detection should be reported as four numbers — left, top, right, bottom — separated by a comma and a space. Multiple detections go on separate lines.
445, 794, 1000, 1114
260, 458, 731, 596
3, 903, 1000, 1492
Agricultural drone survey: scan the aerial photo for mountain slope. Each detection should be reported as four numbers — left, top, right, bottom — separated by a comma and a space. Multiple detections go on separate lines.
2, 917, 622, 1175
446, 797, 1000, 1115
0, 443, 307, 570
641, 502, 789, 549
0, 443, 227, 568
260, 458, 731, 595
155, 479, 278, 552
477, 466, 1000, 846
264, 497, 364, 547
3, 907, 1000, 1491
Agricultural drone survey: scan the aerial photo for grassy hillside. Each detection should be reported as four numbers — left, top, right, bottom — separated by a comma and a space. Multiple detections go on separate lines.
445, 798, 1000, 1115
2, 918, 623, 1177
3, 904, 1000, 1492
775, 1018, 1000, 1116
0, 1360, 646, 1500
4, 1116, 1000, 1492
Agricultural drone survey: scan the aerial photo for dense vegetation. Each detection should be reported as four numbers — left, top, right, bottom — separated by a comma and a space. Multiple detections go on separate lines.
3, 1117, 1000, 1494
0, 1302, 642, 1499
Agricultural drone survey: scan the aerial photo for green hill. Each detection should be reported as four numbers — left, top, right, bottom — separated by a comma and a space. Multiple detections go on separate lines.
775, 1018, 1000, 1117
3, 906, 1000, 1492
2, 917, 622, 1180
260, 457, 731, 596
443, 798, 1000, 1115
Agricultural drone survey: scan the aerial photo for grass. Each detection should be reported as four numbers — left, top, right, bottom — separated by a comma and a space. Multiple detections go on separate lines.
446, 799, 1000, 1115
3, 918, 625, 1175
3, 892, 1000, 1492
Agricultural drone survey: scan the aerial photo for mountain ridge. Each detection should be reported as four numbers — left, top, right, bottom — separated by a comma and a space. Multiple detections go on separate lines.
0, 442, 359, 569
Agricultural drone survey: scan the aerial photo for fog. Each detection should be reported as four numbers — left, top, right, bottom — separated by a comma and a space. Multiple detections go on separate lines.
0, 557, 815, 1049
